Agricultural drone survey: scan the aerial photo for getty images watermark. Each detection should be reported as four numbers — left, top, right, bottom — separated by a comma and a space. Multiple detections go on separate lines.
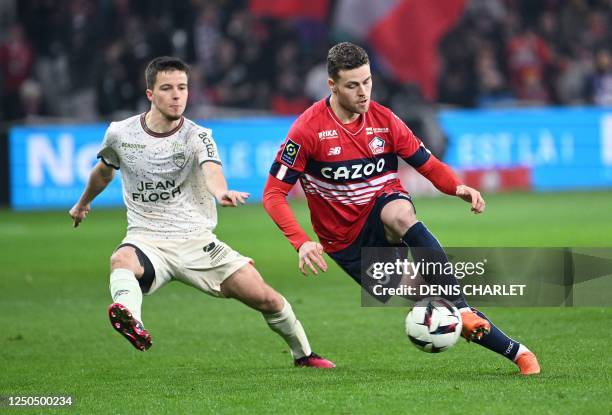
360, 247, 612, 307
369, 257, 525, 298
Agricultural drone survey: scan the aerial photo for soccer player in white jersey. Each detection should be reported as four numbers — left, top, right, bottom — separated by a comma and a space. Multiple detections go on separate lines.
69, 56, 334, 368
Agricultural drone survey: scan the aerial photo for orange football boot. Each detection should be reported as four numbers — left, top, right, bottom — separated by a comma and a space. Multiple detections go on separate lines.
515, 351, 541, 375
460, 309, 491, 341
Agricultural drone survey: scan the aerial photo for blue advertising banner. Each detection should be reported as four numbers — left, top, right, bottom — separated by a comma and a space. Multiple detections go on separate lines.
439, 107, 612, 190
9, 108, 612, 209
9, 117, 294, 210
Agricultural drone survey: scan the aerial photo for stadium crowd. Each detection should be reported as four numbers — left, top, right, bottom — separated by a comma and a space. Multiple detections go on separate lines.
1, 0, 611, 124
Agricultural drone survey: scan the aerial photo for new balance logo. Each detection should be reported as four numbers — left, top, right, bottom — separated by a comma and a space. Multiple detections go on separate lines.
318, 129, 339, 140
327, 146, 342, 156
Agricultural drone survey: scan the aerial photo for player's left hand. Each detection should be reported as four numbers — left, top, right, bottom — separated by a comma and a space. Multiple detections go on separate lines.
69, 203, 91, 227
217, 190, 249, 207
455, 185, 485, 214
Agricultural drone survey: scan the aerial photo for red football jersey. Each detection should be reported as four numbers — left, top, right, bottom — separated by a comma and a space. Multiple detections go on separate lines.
268, 97, 434, 252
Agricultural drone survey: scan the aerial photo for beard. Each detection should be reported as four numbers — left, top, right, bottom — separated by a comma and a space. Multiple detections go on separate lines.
338, 96, 368, 115
164, 114, 182, 121
160, 109, 183, 121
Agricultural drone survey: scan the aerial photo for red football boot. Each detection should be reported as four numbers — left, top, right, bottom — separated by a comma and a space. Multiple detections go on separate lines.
294, 353, 336, 368
108, 303, 152, 351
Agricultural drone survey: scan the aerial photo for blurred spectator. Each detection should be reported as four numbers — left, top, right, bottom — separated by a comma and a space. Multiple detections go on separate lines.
95, 41, 139, 117
304, 62, 330, 102
389, 83, 448, 158
2, 0, 612, 122
585, 48, 612, 106
0, 0, 16, 30
208, 37, 253, 107
560, 0, 591, 57
475, 42, 513, 107
538, 11, 562, 53
0, 23, 33, 120
506, 26, 554, 103
226, 7, 254, 45
67, 0, 99, 91
242, 39, 271, 109
186, 64, 210, 109
145, 16, 174, 58
19, 79, 49, 120
194, 4, 222, 75
438, 28, 478, 108
438, 66, 478, 108
271, 69, 310, 115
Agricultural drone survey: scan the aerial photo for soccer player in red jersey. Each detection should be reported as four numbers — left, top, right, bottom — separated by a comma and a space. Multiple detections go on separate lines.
263, 42, 540, 375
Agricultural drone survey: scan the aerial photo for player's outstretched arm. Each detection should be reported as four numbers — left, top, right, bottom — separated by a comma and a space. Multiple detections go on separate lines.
414, 155, 485, 214
262, 175, 327, 276
201, 161, 249, 207
69, 161, 115, 227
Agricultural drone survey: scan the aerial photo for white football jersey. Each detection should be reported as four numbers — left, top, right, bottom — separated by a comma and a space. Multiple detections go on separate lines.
98, 113, 221, 239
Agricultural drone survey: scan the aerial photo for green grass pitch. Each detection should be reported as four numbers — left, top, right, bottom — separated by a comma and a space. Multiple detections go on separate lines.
1, 191, 612, 414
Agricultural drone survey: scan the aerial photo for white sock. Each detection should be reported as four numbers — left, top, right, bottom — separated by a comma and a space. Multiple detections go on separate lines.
109, 268, 143, 323
263, 298, 312, 359
513, 344, 530, 362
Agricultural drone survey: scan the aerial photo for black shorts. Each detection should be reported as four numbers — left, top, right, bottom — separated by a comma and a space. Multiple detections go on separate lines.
328, 191, 414, 286
115, 243, 156, 294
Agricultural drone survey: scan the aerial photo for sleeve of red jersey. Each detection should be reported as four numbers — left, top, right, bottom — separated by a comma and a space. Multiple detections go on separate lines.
390, 112, 462, 196
262, 125, 312, 251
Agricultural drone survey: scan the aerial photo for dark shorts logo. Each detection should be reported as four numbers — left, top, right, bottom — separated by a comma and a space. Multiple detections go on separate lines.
203, 241, 228, 265
203, 242, 216, 252
280, 139, 301, 166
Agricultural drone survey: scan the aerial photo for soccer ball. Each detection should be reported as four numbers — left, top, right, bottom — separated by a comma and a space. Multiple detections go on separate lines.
405, 297, 462, 353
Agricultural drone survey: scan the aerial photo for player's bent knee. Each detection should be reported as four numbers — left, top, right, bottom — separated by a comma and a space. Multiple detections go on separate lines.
221, 266, 284, 313
381, 201, 418, 235
257, 290, 284, 314
110, 247, 141, 273
395, 207, 418, 232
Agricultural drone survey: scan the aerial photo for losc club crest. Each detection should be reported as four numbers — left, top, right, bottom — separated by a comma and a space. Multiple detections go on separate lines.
173, 152, 186, 168
369, 136, 385, 155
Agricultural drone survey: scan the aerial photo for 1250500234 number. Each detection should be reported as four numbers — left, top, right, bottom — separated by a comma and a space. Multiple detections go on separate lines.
1, 395, 73, 407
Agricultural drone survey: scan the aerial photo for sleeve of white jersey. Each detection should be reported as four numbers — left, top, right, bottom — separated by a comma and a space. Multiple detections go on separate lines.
97, 122, 120, 169
193, 127, 222, 165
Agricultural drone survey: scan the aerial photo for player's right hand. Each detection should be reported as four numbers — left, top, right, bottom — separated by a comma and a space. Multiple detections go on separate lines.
298, 241, 328, 276
217, 190, 249, 207
69, 203, 91, 228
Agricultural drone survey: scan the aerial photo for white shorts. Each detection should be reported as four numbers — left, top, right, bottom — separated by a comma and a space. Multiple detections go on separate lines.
120, 234, 252, 297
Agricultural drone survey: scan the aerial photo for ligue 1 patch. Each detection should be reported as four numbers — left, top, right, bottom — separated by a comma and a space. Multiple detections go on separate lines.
280, 138, 301, 166
369, 136, 385, 155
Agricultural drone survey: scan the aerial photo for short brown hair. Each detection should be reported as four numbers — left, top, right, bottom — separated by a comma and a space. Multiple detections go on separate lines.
326, 42, 369, 80
145, 56, 190, 89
